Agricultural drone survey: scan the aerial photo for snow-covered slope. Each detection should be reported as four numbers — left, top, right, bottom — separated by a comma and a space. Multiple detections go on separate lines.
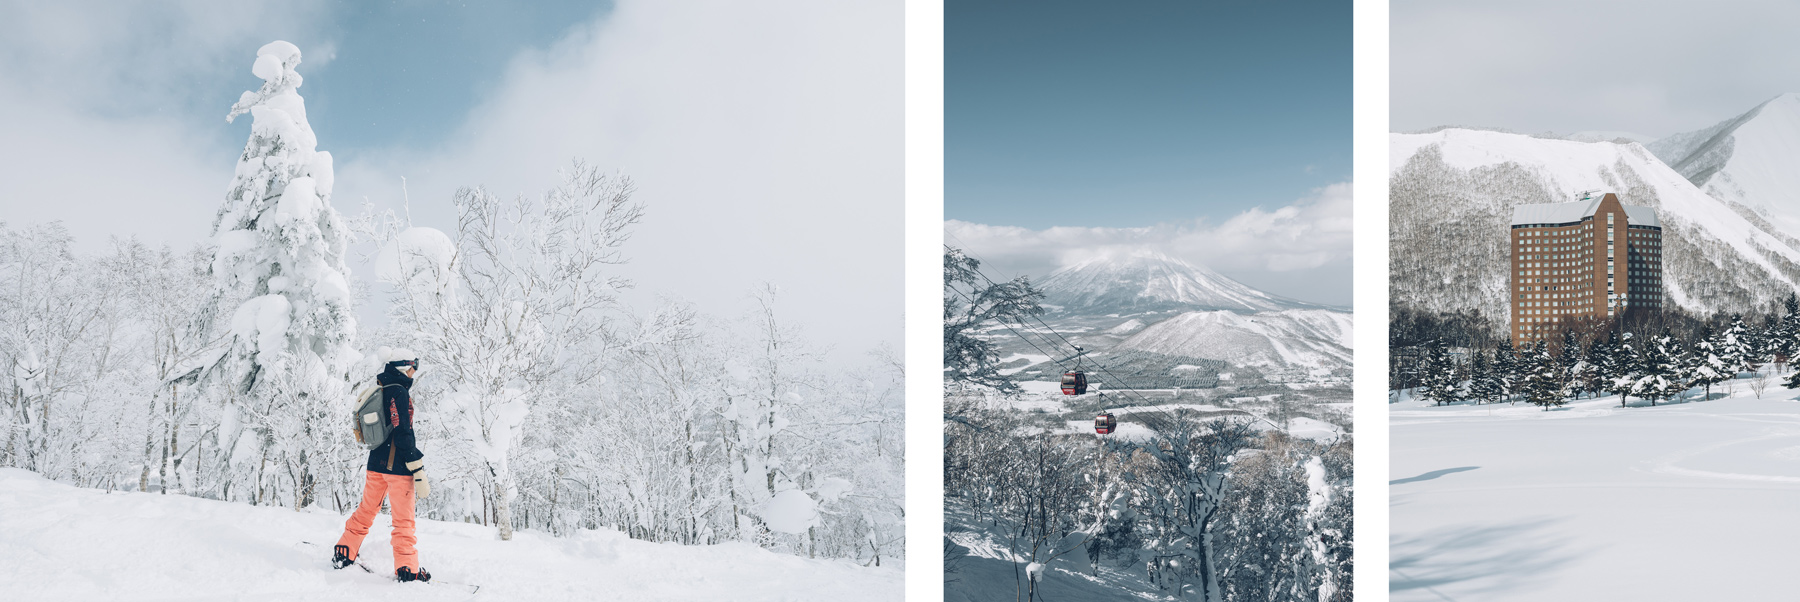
1390, 128, 1800, 319
1391, 379, 1800, 600
1114, 309, 1353, 371
1038, 249, 1314, 314
0, 468, 900, 601
1650, 93, 1800, 243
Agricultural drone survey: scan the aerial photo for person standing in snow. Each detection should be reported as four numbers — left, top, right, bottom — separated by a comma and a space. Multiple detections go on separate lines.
333, 350, 433, 582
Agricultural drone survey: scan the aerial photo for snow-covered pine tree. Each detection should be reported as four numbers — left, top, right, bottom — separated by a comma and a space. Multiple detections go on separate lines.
1466, 349, 1497, 405
1774, 295, 1800, 371
1420, 339, 1462, 406
183, 41, 357, 505
1493, 340, 1519, 402
1687, 325, 1729, 401
1613, 332, 1639, 406
1630, 330, 1685, 406
1585, 331, 1615, 399
1523, 343, 1566, 411
1721, 314, 1755, 377
1558, 330, 1583, 399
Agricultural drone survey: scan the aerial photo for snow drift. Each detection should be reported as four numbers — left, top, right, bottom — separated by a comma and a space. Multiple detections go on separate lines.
0, 468, 899, 601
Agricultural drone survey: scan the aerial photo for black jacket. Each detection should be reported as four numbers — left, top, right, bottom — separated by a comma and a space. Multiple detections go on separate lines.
366, 366, 424, 475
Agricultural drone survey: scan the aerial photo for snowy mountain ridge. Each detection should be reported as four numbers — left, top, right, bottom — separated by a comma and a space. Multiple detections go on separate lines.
1037, 249, 1318, 315
1390, 127, 1800, 320
1648, 92, 1800, 244
1115, 309, 1353, 372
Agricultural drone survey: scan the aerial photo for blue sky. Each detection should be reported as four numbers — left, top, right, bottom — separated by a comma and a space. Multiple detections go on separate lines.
297, 1, 610, 157
0, 0, 901, 363
946, 0, 1351, 229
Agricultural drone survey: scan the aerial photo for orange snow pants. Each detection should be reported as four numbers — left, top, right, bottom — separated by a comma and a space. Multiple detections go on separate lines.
336, 470, 420, 571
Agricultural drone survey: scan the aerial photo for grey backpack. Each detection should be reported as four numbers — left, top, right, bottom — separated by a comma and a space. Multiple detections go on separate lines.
350, 383, 399, 450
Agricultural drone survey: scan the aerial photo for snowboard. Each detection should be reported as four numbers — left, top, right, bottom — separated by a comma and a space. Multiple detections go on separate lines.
297, 541, 480, 593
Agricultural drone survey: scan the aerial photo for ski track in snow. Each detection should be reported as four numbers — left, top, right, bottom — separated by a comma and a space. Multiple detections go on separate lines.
0, 469, 900, 601
1392, 386, 1800, 601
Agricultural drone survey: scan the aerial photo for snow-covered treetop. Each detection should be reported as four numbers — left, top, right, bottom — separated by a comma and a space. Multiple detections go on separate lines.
228, 41, 305, 124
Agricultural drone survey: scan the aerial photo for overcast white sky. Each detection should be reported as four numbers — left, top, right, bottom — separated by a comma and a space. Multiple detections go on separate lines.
0, 0, 901, 363
946, 182, 1352, 308
1393, 0, 1800, 138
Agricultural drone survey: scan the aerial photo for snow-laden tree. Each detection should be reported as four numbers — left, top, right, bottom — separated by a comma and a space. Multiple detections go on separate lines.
1466, 350, 1498, 405
1721, 314, 1755, 376
180, 41, 358, 506
943, 246, 1044, 393
1523, 342, 1566, 411
1626, 330, 1685, 406
376, 163, 642, 541
1138, 419, 1256, 602
1687, 325, 1730, 401
1420, 340, 1462, 406
1558, 330, 1584, 399
0, 223, 111, 474
1493, 340, 1520, 402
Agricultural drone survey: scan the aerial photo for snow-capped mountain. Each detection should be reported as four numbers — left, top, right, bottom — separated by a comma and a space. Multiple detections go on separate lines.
1115, 309, 1353, 371
1390, 128, 1800, 320
1038, 249, 1316, 315
1649, 93, 1800, 243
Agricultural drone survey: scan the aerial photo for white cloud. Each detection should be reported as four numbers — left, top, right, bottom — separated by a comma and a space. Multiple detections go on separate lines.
946, 182, 1353, 306
333, 0, 903, 358
1393, 0, 1800, 136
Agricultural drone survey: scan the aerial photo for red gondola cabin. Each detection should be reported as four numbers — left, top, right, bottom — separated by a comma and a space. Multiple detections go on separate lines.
1060, 371, 1087, 395
1094, 412, 1116, 435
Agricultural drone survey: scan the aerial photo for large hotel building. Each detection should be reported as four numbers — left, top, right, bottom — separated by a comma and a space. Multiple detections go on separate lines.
1509, 192, 1663, 342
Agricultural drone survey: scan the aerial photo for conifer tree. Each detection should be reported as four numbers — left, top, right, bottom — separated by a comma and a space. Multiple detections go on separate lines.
1687, 325, 1729, 401
1523, 342, 1566, 411
1722, 314, 1755, 376
1613, 331, 1638, 406
1558, 330, 1584, 399
1467, 350, 1497, 405
1587, 331, 1616, 399
182, 41, 357, 503
1493, 340, 1519, 403
1630, 330, 1684, 406
1421, 339, 1462, 406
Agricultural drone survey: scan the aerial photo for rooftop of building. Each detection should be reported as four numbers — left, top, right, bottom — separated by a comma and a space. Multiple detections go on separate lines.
1509, 193, 1660, 228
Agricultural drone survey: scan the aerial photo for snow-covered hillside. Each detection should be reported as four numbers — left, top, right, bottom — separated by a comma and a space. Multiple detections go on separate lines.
1039, 249, 1315, 315
1649, 93, 1800, 243
1390, 128, 1800, 318
0, 468, 900, 601
1392, 381, 1800, 601
1115, 309, 1353, 372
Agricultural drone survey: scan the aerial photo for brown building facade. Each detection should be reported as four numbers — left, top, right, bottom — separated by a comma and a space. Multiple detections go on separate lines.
1509, 192, 1663, 343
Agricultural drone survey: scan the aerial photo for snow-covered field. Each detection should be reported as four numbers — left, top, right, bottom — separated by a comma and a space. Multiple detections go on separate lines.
0, 468, 900, 601
1391, 386, 1800, 601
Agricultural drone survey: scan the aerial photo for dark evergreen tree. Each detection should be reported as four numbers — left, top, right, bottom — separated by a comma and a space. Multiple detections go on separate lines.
1421, 339, 1462, 406
1523, 342, 1566, 411
1467, 350, 1498, 405
1686, 325, 1729, 401
1558, 330, 1584, 399
1493, 340, 1519, 403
